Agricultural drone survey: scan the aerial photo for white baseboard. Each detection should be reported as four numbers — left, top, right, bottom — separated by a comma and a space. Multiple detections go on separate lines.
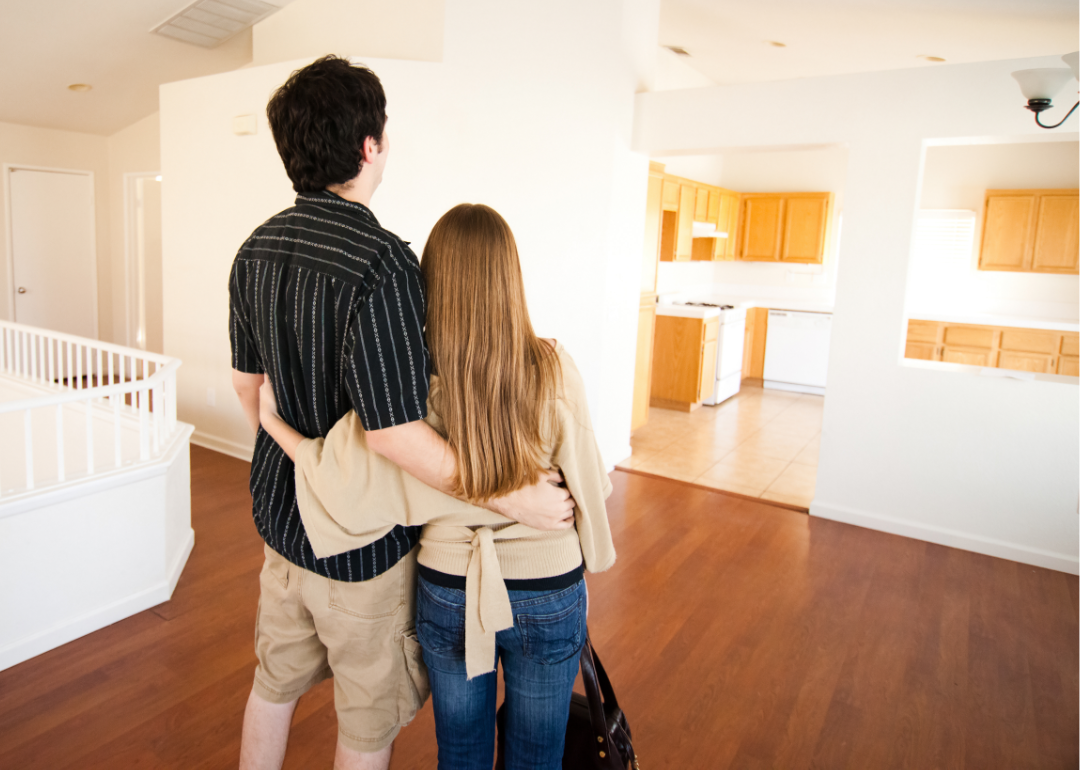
191, 430, 253, 462
0, 529, 195, 673
810, 500, 1080, 575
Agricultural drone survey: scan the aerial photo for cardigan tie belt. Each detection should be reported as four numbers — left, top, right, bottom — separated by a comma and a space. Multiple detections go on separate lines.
421, 522, 536, 679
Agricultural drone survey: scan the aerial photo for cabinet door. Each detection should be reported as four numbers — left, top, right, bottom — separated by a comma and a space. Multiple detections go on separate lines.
1058, 333, 1079, 376
631, 297, 657, 430
707, 190, 721, 226
662, 179, 680, 210
642, 173, 663, 291
738, 196, 783, 261
905, 341, 939, 361
694, 187, 710, 222
998, 351, 1055, 373
781, 195, 830, 263
676, 185, 696, 260
942, 347, 993, 367
1059, 356, 1080, 377
1031, 193, 1079, 274
979, 194, 1036, 271
651, 316, 706, 403
698, 338, 718, 402
718, 192, 739, 260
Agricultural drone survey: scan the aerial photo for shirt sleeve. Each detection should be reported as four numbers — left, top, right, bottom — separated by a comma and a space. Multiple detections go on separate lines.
343, 246, 430, 430
229, 260, 264, 374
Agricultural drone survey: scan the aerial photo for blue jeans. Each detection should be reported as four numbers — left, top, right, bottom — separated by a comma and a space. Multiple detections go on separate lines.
416, 575, 587, 770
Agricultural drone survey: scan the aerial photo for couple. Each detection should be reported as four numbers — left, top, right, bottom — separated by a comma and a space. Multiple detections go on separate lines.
229, 56, 616, 770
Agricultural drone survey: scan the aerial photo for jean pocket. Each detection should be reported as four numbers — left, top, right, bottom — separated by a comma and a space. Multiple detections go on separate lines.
518, 587, 585, 665
416, 581, 466, 655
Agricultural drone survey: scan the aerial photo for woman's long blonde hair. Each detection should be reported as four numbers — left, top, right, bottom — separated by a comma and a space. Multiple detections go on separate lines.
422, 204, 561, 503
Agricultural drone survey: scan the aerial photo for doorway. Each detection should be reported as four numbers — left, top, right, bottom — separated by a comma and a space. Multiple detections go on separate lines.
124, 173, 163, 353
6, 166, 97, 338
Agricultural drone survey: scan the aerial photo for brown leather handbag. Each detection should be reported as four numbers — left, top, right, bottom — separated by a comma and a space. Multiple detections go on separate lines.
495, 635, 639, 769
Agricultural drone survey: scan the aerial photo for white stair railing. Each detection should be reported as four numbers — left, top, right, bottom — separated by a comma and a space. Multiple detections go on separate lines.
0, 320, 182, 500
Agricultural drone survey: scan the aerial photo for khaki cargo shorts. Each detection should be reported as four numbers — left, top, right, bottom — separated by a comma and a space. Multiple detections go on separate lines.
253, 544, 429, 752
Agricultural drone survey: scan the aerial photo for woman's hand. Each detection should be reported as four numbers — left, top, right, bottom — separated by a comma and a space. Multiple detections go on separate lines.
257, 378, 304, 461
259, 378, 280, 425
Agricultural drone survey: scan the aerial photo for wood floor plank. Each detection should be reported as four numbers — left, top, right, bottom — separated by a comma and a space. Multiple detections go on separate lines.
0, 446, 1074, 769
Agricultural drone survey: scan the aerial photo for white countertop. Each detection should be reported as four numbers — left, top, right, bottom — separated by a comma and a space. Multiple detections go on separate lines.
658, 293, 834, 315
655, 305, 722, 319
907, 311, 1079, 333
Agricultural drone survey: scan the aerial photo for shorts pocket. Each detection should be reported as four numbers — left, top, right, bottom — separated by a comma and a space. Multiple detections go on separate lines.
519, 588, 586, 665
261, 549, 290, 591
329, 566, 405, 619
399, 629, 430, 719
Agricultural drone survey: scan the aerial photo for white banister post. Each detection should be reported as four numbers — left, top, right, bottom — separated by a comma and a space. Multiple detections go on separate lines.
30, 333, 38, 381
113, 397, 122, 468
24, 409, 34, 490
85, 399, 94, 475
66, 340, 73, 388
56, 403, 65, 482
75, 344, 82, 390
139, 387, 149, 461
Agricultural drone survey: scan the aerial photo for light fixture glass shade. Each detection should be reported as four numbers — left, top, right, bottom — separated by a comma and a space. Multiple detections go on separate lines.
1063, 52, 1079, 81
1011, 68, 1072, 100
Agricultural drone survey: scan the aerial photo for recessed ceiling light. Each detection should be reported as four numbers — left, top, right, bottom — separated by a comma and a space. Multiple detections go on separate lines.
919, 55, 946, 63
67, 83, 92, 92
766, 41, 787, 48
664, 45, 691, 57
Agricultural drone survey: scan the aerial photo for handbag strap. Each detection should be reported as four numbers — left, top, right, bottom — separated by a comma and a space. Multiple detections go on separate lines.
588, 642, 622, 716
578, 633, 611, 742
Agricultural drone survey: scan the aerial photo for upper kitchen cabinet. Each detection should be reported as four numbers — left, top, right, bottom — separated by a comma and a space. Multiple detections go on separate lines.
691, 188, 741, 261
736, 192, 832, 264
978, 189, 1079, 274
642, 162, 664, 293
658, 176, 694, 262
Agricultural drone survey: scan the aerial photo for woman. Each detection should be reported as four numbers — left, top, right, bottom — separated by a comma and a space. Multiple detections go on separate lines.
258, 203, 615, 770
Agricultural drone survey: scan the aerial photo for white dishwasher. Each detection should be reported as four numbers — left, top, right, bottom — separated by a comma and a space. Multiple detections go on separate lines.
763, 310, 832, 395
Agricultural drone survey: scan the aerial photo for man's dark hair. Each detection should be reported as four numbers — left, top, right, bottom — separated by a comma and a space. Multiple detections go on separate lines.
267, 55, 387, 193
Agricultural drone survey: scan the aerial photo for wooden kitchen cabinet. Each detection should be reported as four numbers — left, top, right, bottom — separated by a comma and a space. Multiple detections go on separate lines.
904, 319, 1079, 377
742, 307, 768, 379
631, 295, 658, 430
694, 187, 710, 222
676, 185, 695, 260
736, 192, 832, 264
978, 189, 1079, 274
691, 188, 741, 261
632, 162, 665, 432
659, 178, 695, 262
651, 315, 720, 410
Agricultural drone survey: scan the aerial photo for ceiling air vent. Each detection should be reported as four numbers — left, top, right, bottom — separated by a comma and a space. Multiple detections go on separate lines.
152, 0, 292, 48
664, 45, 692, 57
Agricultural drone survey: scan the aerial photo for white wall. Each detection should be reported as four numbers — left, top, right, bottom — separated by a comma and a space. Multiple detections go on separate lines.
106, 112, 162, 347
0, 122, 112, 339
161, 0, 656, 467
252, 0, 444, 66
908, 140, 1079, 321
655, 145, 848, 303
635, 57, 1080, 573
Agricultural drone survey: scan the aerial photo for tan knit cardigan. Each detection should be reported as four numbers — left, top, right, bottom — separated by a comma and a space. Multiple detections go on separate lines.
293, 343, 615, 678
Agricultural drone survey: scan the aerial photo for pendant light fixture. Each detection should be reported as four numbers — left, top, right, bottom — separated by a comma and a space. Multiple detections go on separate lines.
1011, 52, 1079, 129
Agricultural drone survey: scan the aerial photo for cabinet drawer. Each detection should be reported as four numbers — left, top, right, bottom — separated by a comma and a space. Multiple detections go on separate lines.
703, 318, 719, 343
942, 325, 994, 349
907, 320, 940, 343
998, 351, 1055, 374
999, 329, 1056, 354
1061, 333, 1079, 357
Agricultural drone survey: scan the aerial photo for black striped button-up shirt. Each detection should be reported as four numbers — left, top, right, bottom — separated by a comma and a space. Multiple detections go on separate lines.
229, 191, 427, 581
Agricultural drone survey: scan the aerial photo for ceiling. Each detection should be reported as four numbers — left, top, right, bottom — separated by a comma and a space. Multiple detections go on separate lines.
0, 0, 255, 135
1, 0, 1077, 137
660, 0, 1078, 86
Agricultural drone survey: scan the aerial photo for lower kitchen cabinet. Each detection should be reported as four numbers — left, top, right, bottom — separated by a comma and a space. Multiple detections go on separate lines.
631, 295, 657, 431
904, 319, 1079, 376
651, 315, 720, 410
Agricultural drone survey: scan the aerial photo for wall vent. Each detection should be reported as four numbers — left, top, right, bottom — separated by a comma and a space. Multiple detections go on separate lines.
152, 0, 289, 48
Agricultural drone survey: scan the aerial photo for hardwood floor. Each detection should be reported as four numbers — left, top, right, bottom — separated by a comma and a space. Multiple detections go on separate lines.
0, 445, 1075, 769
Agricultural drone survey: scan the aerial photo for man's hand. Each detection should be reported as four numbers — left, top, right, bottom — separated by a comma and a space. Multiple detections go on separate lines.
486, 470, 576, 531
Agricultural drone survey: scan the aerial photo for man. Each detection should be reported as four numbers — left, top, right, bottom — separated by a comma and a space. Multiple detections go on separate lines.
229, 56, 574, 770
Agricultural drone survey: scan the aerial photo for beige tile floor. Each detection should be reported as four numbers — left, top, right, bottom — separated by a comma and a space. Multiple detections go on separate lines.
617, 383, 822, 508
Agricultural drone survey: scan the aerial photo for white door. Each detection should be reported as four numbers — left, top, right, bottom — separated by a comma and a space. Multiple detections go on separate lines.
10, 169, 97, 338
